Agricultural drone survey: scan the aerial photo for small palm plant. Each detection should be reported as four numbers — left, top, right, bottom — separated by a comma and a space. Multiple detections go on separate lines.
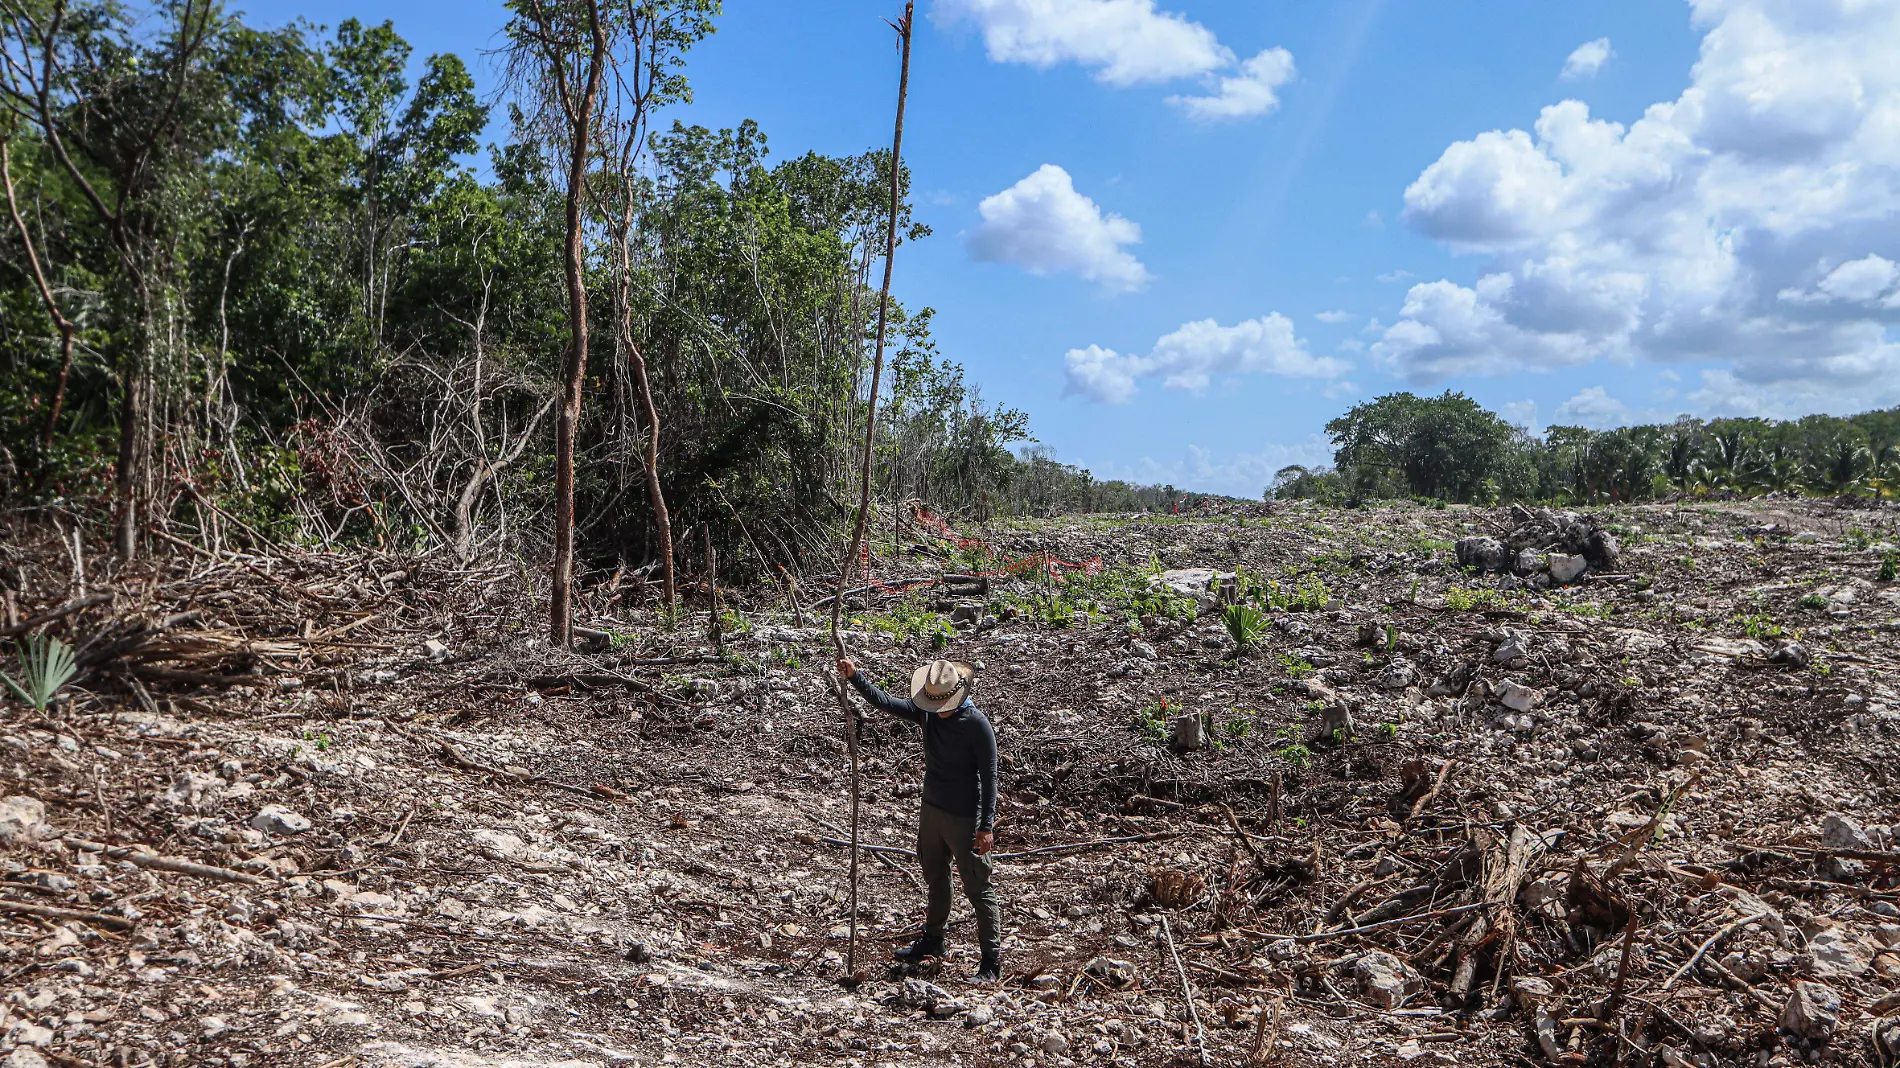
1221, 603, 1267, 651
3, 635, 79, 712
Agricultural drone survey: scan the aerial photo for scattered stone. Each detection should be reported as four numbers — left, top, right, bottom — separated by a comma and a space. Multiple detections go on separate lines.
1547, 553, 1588, 585
250, 805, 312, 836
1769, 641, 1811, 667
1039, 1031, 1069, 1057
1130, 640, 1158, 661
1510, 975, 1555, 1010
0, 795, 48, 845
4, 1048, 51, 1068
1821, 812, 1875, 851
1780, 981, 1841, 1040
963, 1005, 993, 1028
421, 638, 450, 662
1378, 658, 1417, 690
1805, 928, 1868, 978
1351, 951, 1422, 1008
1084, 957, 1137, 988
1497, 680, 1542, 713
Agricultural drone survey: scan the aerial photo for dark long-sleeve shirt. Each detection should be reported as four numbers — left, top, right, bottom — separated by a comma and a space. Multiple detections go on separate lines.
849, 673, 998, 831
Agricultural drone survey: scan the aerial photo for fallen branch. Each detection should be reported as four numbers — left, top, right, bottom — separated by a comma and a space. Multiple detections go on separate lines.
808, 577, 936, 612
0, 592, 111, 638
1661, 911, 1768, 992
1161, 915, 1209, 1066
0, 898, 135, 931
1255, 902, 1487, 944
64, 838, 267, 886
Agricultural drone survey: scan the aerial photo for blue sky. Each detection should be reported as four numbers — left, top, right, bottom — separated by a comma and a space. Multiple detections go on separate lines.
238, 0, 1900, 496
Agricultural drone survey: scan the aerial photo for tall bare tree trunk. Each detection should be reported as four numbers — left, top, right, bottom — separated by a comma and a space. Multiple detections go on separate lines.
629, 342, 675, 613
549, 1, 610, 647
828, 0, 914, 980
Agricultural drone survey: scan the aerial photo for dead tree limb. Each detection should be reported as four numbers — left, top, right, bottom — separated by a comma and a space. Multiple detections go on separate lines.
827, 1, 914, 980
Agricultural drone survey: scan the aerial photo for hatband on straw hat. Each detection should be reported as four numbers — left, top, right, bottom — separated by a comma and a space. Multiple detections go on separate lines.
909, 659, 974, 713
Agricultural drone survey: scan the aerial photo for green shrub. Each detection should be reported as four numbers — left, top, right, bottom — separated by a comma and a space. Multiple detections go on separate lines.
1273, 742, 1312, 769
3, 635, 77, 712
1221, 603, 1267, 650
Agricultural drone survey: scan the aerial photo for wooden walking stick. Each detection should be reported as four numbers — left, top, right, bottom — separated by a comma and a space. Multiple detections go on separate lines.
829, 0, 914, 981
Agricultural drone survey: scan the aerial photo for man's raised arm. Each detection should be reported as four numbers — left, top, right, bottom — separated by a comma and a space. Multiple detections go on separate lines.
837, 659, 927, 724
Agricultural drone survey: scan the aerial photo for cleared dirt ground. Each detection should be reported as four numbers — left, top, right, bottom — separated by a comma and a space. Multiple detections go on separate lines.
2, 497, 1898, 1067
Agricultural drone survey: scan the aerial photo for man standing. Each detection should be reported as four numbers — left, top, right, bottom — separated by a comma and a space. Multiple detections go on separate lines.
837, 656, 1002, 982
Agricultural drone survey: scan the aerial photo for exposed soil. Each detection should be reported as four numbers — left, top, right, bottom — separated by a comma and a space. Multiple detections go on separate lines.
3, 498, 1899, 1068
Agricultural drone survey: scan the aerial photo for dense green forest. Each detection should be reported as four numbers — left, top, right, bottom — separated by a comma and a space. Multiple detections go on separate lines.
1274, 391, 1900, 507
0, 0, 1171, 595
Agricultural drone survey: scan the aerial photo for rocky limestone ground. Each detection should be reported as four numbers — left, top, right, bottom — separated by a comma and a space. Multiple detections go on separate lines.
2, 498, 1899, 1068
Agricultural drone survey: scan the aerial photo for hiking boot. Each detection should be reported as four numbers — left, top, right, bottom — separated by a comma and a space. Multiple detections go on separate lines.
893, 932, 945, 963
975, 949, 1002, 983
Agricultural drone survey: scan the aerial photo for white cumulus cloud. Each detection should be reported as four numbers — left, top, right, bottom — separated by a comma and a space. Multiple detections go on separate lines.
1168, 47, 1296, 120
936, 0, 1227, 84
1499, 399, 1540, 431
1375, 0, 1900, 417
1551, 386, 1633, 429
969, 164, 1150, 292
1561, 37, 1614, 80
1063, 314, 1348, 403
936, 0, 1295, 119
1315, 309, 1353, 324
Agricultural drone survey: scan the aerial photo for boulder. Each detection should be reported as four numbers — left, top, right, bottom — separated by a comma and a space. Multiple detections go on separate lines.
1455, 537, 1508, 572
1547, 553, 1588, 585
1584, 529, 1622, 570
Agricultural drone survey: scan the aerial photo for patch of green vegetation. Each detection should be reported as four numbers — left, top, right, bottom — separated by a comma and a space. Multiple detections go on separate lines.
1880, 551, 1899, 583
1377, 722, 1399, 739
1557, 599, 1612, 619
1730, 613, 1784, 639
300, 729, 334, 751
1277, 653, 1315, 678
1846, 527, 1874, 551
1223, 714, 1253, 740
1135, 698, 1171, 744
1798, 592, 1828, 610
1259, 574, 1331, 612
1445, 586, 1507, 611
717, 609, 751, 635
1061, 566, 1197, 625
857, 600, 954, 649
1221, 603, 1267, 650
2, 635, 77, 712
1273, 742, 1312, 769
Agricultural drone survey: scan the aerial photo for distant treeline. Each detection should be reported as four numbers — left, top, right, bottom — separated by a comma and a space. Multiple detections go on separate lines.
1272, 391, 1900, 506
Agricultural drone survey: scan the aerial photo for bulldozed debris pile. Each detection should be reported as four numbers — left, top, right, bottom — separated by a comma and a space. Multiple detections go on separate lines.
1455, 505, 1623, 586
2, 498, 1899, 1067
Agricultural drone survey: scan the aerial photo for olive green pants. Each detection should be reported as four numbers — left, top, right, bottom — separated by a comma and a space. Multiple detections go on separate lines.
916, 801, 1001, 953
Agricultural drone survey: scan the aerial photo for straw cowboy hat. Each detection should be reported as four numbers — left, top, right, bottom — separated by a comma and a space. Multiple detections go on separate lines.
909, 659, 974, 713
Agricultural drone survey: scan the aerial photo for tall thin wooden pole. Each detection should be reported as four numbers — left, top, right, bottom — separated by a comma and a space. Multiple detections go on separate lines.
830, 1, 914, 979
